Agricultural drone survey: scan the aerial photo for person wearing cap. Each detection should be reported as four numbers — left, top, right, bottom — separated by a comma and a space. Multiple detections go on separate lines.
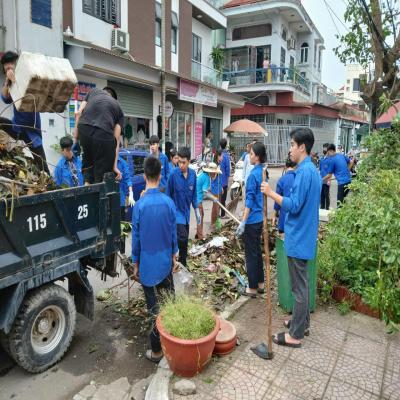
196, 162, 221, 240
54, 136, 84, 188
0, 51, 49, 174
149, 135, 169, 191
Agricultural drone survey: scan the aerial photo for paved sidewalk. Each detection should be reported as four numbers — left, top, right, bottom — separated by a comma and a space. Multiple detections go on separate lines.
173, 298, 400, 400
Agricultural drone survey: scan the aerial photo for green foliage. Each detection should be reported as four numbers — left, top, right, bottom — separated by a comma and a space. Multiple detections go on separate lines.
210, 47, 224, 74
160, 295, 216, 340
337, 300, 352, 316
356, 128, 400, 181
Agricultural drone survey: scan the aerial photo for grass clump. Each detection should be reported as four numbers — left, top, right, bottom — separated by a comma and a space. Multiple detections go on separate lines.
161, 295, 215, 340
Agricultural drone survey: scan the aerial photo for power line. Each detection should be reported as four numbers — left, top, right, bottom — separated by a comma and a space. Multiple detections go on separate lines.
324, 0, 350, 32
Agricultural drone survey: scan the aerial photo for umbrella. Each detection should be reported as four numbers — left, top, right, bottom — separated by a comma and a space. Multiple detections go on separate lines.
224, 119, 268, 136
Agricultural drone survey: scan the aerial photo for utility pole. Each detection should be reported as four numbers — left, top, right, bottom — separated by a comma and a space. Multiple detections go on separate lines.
160, 0, 166, 152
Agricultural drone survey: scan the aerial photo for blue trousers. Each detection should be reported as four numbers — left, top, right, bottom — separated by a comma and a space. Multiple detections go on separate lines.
243, 222, 264, 289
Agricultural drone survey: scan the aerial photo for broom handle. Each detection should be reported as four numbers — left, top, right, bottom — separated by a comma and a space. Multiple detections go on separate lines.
205, 191, 241, 224
262, 168, 273, 355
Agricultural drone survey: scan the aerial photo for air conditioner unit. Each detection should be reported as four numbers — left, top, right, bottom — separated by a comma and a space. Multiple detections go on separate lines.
112, 28, 129, 52
287, 38, 296, 50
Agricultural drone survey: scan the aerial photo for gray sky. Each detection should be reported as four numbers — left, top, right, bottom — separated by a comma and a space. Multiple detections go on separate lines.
302, 0, 348, 91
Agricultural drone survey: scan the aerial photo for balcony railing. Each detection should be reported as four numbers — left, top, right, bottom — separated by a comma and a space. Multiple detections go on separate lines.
192, 60, 222, 88
223, 67, 311, 94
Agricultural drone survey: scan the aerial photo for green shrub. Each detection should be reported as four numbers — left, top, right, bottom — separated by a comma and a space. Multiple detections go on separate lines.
160, 295, 216, 340
321, 170, 400, 325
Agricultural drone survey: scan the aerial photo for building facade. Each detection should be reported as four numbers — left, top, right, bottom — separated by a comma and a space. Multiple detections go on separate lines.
335, 64, 369, 107
0, 0, 243, 170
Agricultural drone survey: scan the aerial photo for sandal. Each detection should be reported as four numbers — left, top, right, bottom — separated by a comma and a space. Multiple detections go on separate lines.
257, 288, 265, 294
283, 320, 310, 336
272, 332, 302, 348
145, 350, 163, 363
241, 290, 257, 298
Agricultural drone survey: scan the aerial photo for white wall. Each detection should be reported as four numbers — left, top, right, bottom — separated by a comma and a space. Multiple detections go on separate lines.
171, 0, 179, 73
192, 18, 213, 69
73, 0, 128, 49
222, 106, 231, 135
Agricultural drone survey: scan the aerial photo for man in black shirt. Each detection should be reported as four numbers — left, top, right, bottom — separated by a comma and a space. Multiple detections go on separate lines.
74, 86, 124, 184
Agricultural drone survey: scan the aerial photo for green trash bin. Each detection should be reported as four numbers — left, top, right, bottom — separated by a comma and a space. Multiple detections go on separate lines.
276, 237, 318, 313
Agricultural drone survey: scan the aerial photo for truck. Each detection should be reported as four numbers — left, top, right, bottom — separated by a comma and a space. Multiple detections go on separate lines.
0, 173, 121, 373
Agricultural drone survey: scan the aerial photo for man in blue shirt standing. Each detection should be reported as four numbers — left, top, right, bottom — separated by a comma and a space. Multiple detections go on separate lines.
273, 159, 296, 233
167, 147, 200, 266
219, 138, 231, 218
262, 128, 321, 348
149, 135, 169, 192
323, 143, 353, 206
132, 157, 178, 363
54, 136, 84, 188
0, 51, 49, 174
319, 143, 331, 210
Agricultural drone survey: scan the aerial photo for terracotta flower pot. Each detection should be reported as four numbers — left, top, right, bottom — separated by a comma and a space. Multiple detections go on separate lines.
156, 313, 220, 377
213, 318, 237, 356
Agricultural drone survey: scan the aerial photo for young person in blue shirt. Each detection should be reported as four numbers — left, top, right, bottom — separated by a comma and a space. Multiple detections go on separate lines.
211, 153, 224, 230
236, 142, 267, 297
132, 157, 178, 363
167, 147, 201, 266
323, 143, 354, 205
117, 155, 135, 219
0, 51, 49, 174
273, 158, 296, 234
319, 143, 332, 210
219, 138, 231, 218
54, 136, 84, 188
168, 148, 179, 177
261, 128, 321, 348
196, 162, 221, 240
149, 135, 169, 192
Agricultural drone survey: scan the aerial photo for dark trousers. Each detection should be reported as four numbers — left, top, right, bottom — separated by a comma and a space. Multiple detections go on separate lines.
288, 257, 310, 340
177, 224, 189, 266
0, 116, 50, 174
337, 183, 350, 206
142, 273, 175, 353
78, 123, 116, 184
243, 222, 264, 289
220, 185, 228, 217
120, 207, 126, 254
320, 183, 330, 210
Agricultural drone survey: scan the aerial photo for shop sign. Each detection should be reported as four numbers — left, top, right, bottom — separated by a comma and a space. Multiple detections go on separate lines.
179, 79, 217, 108
194, 103, 203, 158
69, 81, 96, 131
159, 101, 174, 118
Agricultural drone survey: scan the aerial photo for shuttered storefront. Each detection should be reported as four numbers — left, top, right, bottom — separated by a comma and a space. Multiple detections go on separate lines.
203, 105, 223, 119
107, 82, 153, 118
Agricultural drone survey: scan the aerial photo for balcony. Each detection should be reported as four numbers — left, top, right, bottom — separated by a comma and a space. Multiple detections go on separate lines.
192, 60, 222, 88
223, 67, 311, 94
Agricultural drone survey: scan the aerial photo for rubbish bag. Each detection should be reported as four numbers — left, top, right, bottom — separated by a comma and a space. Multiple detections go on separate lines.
173, 263, 194, 295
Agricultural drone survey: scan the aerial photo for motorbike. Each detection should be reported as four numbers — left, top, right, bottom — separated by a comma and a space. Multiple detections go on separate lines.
230, 159, 244, 201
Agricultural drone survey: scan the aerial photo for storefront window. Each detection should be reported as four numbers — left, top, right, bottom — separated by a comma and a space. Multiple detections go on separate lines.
185, 114, 192, 150
178, 113, 186, 148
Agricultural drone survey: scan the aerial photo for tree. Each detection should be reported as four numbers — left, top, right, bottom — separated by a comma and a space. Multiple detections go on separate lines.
334, 0, 400, 122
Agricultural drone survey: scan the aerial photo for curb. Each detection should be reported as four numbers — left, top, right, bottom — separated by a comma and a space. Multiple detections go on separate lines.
145, 294, 251, 399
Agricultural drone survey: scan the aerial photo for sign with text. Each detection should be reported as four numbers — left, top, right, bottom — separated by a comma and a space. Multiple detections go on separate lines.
179, 79, 217, 108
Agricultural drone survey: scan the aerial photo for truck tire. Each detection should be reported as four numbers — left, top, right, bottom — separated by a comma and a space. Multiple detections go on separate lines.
8, 284, 76, 373
0, 330, 10, 355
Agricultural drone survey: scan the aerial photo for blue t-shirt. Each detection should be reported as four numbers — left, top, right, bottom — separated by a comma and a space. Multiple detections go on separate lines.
54, 156, 84, 187
274, 170, 295, 233
132, 189, 178, 287
245, 164, 265, 225
117, 156, 133, 207
149, 152, 169, 190
196, 172, 211, 203
319, 156, 332, 182
327, 153, 351, 185
220, 150, 231, 187
211, 174, 222, 196
281, 157, 321, 260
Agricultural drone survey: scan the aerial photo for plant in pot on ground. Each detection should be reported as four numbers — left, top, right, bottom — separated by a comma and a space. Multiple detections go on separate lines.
156, 295, 220, 377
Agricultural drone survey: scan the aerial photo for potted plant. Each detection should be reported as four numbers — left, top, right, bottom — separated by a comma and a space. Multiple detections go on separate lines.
156, 295, 220, 377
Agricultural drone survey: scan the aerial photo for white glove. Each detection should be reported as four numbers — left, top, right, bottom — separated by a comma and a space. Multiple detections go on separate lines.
195, 208, 201, 225
235, 221, 246, 238
128, 190, 135, 207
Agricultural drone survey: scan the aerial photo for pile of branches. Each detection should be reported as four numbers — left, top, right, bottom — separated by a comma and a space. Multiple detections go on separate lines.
0, 130, 54, 199
187, 220, 277, 310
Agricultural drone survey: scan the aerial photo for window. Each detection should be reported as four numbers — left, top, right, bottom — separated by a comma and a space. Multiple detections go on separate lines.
83, 0, 121, 26
300, 42, 309, 64
155, 1, 161, 46
192, 34, 202, 63
171, 11, 178, 53
318, 49, 322, 70
347, 79, 350, 84
281, 26, 287, 41
232, 23, 272, 40
31, 0, 52, 28
313, 45, 317, 66
353, 78, 360, 92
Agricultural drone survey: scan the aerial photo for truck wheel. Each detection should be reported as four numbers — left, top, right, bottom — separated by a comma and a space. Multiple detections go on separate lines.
0, 330, 10, 355
8, 284, 76, 373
